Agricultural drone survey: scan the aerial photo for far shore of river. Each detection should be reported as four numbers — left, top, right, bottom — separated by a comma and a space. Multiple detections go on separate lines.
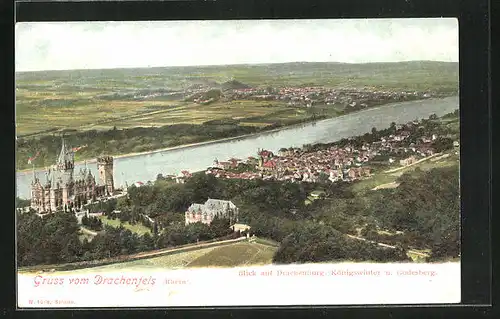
16, 119, 317, 174
16, 96, 457, 175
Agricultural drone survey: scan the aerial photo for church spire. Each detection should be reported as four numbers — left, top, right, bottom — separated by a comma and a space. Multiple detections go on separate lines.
31, 163, 37, 182
57, 137, 74, 171
57, 137, 67, 163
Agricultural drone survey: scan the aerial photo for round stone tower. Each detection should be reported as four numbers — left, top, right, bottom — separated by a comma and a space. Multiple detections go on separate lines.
97, 156, 114, 195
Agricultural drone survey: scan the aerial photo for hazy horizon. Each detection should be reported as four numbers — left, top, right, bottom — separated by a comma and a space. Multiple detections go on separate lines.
15, 59, 458, 74
16, 19, 458, 72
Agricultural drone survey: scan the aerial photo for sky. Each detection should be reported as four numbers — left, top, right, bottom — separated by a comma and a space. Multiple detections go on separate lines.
15, 18, 458, 72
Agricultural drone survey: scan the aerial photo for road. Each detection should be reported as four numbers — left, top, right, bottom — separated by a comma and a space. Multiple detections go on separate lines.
79, 227, 98, 237
383, 153, 442, 174
345, 234, 429, 258
18, 236, 249, 273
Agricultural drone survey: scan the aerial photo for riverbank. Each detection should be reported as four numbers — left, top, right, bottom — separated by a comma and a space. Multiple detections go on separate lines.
16, 121, 312, 174
17, 96, 455, 174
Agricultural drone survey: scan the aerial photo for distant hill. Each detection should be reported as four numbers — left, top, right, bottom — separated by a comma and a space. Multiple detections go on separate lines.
16, 61, 458, 81
16, 61, 459, 92
184, 89, 222, 104
221, 79, 251, 91
186, 79, 221, 90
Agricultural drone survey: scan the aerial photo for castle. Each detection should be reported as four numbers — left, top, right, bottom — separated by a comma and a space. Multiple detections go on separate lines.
185, 199, 239, 225
30, 139, 115, 213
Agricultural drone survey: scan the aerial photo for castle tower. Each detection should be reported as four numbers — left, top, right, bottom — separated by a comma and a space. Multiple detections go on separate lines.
57, 138, 74, 172
97, 156, 114, 195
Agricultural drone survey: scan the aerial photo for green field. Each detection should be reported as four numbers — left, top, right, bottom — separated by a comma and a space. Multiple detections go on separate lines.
98, 216, 151, 235
187, 242, 277, 268
350, 150, 459, 194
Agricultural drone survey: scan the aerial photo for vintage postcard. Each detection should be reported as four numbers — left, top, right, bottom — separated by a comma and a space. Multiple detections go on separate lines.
15, 18, 460, 308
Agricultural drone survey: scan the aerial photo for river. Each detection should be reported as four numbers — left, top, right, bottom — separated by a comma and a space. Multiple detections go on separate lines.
16, 96, 459, 199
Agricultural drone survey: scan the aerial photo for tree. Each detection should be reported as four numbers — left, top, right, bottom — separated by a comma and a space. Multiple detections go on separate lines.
389, 122, 397, 134
432, 137, 454, 152
17, 211, 83, 266
156, 223, 188, 248
360, 223, 377, 239
81, 214, 89, 227
16, 197, 31, 208
185, 173, 221, 203
209, 217, 231, 238
141, 232, 156, 251
185, 222, 212, 242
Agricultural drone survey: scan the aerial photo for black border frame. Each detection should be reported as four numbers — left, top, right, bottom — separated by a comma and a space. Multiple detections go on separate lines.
4, 0, 493, 316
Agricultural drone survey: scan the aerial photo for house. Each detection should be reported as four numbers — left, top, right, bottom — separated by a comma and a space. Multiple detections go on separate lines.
185, 199, 239, 225
88, 212, 104, 217
231, 223, 251, 234
228, 158, 242, 168
134, 181, 144, 187
310, 191, 326, 199
181, 170, 192, 177
400, 131, 411, 137
393, 135, 408, 142
329, 170, 340, 180
400, 156, 417, 166
164, 174, 177, 181
258, 149, 273, 159
175, 175, 186, 184
218, 161, 232, 170
262, 160, 277, 170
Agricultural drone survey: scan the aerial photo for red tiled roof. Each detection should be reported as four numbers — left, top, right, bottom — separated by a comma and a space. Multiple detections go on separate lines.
263, 161, 276, 168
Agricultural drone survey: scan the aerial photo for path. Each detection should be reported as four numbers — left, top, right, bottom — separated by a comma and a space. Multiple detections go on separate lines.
371, 181, 400, 190
19, 236, 249, 273
345, 234, 429, 258
78, 103, 190, 130
79, 227, 98, 237
384, 153, 442, 174
244, 243, 264, 266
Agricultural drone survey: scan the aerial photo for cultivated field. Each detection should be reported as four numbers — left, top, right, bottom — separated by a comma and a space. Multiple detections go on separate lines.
54, 241, 277, 274
15, 61, 458, 136
187, 242, 277, 268
15, 95, 336, 136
